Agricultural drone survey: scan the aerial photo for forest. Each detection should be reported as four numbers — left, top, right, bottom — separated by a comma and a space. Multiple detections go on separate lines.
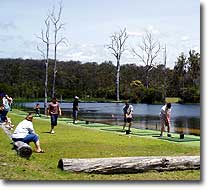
0, 50, 200, 104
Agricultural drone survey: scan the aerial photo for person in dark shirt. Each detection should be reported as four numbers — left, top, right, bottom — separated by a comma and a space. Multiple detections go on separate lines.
34, 103, 41, 117
72, 96, 79, 124
122, 100, 134, 133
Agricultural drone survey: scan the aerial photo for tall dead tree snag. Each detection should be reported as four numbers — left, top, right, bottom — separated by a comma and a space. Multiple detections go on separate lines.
163, 44, 167, 101
107, 28, 128, 101
37, 16, 50, 115
131, 31, 160, 89
50, 1, 67, 98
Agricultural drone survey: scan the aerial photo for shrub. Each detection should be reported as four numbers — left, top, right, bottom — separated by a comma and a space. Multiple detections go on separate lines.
141, 88, 163, 104
180, 87, 200, 103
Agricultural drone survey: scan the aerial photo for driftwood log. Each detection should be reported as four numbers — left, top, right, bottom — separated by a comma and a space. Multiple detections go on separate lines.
58, 156, 200, 174
13, 141, 32, 159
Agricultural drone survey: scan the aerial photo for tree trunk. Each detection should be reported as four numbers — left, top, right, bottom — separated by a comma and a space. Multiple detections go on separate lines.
13, 141, 32, 159
146, 67, 149, 89
44, 46, 49, 115
52, 32, 57, 98
52, 58, 56, 98
58, 156, 200, 174
116, 59, 120, 101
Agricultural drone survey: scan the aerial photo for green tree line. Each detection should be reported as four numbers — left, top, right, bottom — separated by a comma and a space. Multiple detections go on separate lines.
0, 50, 200, 103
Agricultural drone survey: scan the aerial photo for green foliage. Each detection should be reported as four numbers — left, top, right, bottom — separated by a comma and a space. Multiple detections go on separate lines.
179, 87, 200, 103
96, 88, 115, 99
0, 50, 200, 103
128, 80, 144, 103
126, 80, 163, 104
169, 50, 200, 98
141, 88, 163, 104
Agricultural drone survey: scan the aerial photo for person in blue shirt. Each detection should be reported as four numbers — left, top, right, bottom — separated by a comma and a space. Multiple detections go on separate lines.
1, 94, 12, 123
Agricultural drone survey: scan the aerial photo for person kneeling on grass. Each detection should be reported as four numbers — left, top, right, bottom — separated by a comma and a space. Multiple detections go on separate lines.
11, 113, 44, 153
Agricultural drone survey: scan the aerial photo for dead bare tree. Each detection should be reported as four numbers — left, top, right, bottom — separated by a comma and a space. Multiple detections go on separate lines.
131, 31, 161, 88
50, 1, 67, 98
107, 28, 128, 101
36, 16, 50, 115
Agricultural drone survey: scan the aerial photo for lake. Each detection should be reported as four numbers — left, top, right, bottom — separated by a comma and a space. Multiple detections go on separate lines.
20, 102, 200, 136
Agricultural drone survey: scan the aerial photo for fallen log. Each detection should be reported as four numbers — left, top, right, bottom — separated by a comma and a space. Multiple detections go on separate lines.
58, 156, 200, 174
13, 141, 32, 159
1, 124, 33, 159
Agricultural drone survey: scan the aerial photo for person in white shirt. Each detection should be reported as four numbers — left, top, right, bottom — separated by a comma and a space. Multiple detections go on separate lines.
1, 94, 12, 122
122, 100, 134, 133
11, 113, 44, 153
159, 103, 172, 137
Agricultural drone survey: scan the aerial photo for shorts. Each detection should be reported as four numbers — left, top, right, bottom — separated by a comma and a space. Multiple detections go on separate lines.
124, 117, 132, 123
12, 133, 39, 144
160, 117, 169, 127
51, 114, 58, 126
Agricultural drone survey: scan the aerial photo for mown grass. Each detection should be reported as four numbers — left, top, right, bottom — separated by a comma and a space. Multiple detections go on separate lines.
0, 109, 200, 180
165, 97, 181, 103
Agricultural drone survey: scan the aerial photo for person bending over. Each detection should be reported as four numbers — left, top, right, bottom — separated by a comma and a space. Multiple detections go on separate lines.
159, 102, 172, 138
122, 100, 134, 133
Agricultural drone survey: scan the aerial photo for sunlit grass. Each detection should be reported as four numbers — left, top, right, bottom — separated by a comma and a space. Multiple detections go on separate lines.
165, 97, 181, 103
0, 109, 200, 180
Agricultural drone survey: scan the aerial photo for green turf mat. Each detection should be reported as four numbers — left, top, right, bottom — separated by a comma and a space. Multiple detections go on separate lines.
132, 131, 161, 136
155, 136, 200, 142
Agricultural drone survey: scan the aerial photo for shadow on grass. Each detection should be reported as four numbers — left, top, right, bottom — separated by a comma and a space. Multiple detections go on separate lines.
100, 128, 125, 132
41, 131, 52, 134
58, 119, 72, 122
80, 124, 109, 128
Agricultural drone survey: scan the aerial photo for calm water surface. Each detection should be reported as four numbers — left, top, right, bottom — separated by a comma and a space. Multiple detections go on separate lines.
21, 102, 200, 135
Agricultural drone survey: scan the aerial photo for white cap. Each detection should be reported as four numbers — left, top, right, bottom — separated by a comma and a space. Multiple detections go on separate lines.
75, 96, 79, 99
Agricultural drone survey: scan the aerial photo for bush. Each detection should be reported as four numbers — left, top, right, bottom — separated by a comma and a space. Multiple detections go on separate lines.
180, 88, 200, 103
128, 87, 163, 104
96, 88, 115, 99
141, 88, 163, 104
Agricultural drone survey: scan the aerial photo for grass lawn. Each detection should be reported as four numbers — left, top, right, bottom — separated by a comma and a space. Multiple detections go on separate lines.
0, 109, 200, 180
165, 97, 181, 103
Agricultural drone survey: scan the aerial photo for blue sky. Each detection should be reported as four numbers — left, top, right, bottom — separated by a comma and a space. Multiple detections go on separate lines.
0, 0, 200, 68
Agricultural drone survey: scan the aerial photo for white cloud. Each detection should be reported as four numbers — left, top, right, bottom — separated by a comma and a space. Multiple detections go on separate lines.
146, 25, 160, 35
127, 31, 143, 37
181, 36, 190, 41
0, 21, 17, 31
60, 43, 102, 62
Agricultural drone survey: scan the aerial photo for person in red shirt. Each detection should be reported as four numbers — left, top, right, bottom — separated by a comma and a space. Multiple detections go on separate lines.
47, 97, 62, 134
